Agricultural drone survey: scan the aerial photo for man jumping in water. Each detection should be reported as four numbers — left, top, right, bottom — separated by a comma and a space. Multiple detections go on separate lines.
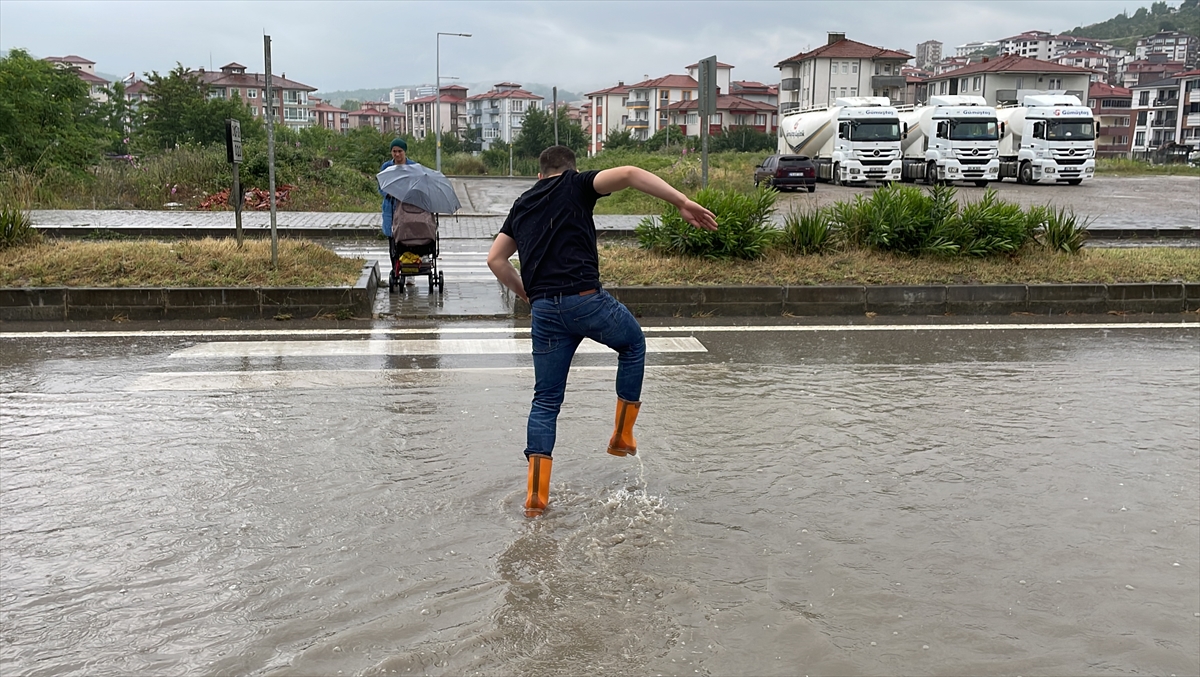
487, 145, 718, 517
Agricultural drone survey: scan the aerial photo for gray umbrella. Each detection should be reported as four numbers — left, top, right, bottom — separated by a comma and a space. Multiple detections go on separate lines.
376, 163, 462, 214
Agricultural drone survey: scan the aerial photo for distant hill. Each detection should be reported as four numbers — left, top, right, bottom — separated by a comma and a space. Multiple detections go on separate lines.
315, 87, 396, 106
1064, 0, 1200, 52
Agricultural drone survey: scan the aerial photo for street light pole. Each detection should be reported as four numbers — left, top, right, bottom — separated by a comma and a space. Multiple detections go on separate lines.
435, 31, 471, 173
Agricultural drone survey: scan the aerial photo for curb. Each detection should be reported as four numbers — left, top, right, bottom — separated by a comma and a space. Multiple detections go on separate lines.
512, 283, 1200, 318
0, 263, 379, 322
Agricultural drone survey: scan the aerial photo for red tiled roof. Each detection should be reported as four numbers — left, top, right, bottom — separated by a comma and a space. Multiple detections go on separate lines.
777, 39, 911, 66
465, 89, 544, 101
934, 53, 1094, 78
125, 80, 149, 94
199, 70, 316, 92
310, 101, 344, 112
629, 74, 698, 89
441, 84, 468, 91
45, 55, 95, 65
405, 94, 468, 105
76, 70, 109, 85
221, 62, 247, 70
685, 61, 735, 69
1089, 81, 1131, 97
586, 83, 631, 97
733, 80, 769, 89
667, 95, 776, 112
1174, 69, 1200, 78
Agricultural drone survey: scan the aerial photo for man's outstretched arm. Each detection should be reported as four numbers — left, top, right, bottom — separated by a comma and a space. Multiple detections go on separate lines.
487, 233, 528, 302
593, 166, 718, 231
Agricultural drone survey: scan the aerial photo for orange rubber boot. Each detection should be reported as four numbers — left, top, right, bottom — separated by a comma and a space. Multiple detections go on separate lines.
524, 454, 553, 517
606, 398, 642, 457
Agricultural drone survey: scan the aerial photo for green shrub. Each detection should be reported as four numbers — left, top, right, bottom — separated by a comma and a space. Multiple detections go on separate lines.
636, 184, 777, 260
780, 206, 836, 255
0, 205, 40, 249
950, 189, 1034, 256
443, 153, 487, 175
1038, 206, 1091, 254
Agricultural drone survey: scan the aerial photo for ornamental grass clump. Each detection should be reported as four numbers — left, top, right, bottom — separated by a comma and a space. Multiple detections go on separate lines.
0, 204, 40, 249
1037, 205, 1092, 254
636, 184, 777, 260
780, 207, 836, 255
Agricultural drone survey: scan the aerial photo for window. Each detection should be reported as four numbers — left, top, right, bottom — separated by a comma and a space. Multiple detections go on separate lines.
842, 62, 848, 74
1135, 131, 1145, 146
1048, 78, 1062, 89
849, 87, 858, 96
830, 88, 837, 101
755, 113, 767, 125
939, 80, 948, 94
960, 78, 968, 92
621, 98, 627, 106
682, 91, 692, 100
839, 87, 847, 97
1118, 116, 1130, 126
247, 89, 258, 98
229, 88, 240, 98
972, 76, 981, 91
851, 62, 858, 74
1139, 91, 1150, 106
1015, 77, 1024, 89
512, 100, 524, 112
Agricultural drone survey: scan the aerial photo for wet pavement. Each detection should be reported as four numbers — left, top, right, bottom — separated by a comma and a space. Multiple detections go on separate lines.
2, 320, 1198, 676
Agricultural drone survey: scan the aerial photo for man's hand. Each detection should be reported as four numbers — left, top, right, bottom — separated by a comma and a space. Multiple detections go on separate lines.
680, 199, 718, 231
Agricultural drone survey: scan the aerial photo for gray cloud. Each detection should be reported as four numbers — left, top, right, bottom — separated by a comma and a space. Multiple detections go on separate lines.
0, 0, 1162, 98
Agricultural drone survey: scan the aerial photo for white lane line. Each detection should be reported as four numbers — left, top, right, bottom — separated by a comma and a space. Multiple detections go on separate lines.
169, 336, 707, 358
4, 321, 1196, 340
128, 365, 693, 392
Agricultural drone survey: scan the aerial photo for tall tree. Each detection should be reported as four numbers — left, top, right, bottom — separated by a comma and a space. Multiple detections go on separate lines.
139, 64, 260, 150
0, 49, 111, 172
512, 106, 556, 159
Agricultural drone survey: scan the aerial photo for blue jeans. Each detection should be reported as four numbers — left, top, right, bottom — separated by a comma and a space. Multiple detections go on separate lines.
525, 289, 645, 458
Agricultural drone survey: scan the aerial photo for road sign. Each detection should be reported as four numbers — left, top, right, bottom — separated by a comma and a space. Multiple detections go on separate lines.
697, 55, 717, 118
225, 119, 243, 164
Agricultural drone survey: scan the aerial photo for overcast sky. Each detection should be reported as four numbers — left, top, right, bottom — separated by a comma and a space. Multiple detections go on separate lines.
0, 0, 1167, 98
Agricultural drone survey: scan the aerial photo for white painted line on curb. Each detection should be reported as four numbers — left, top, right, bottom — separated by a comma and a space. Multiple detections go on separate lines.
168, 336, 707, 358
4, 321, 1196, 340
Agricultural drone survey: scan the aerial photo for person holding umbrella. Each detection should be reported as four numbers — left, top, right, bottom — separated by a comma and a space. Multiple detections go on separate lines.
487, 145, 718, 518
380, 138, 417, 238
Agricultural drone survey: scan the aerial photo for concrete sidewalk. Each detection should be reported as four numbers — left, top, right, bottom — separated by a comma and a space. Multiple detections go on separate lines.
28, 210, 650, 240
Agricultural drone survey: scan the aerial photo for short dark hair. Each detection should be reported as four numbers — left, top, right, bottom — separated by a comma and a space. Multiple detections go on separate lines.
538, 145, 576, 176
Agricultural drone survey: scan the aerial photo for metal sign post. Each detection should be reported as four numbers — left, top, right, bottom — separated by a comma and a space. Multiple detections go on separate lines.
698, 55, 717, 189
224, 119, 244, 246
553, 86, 559, 146
264, 35, 278, 268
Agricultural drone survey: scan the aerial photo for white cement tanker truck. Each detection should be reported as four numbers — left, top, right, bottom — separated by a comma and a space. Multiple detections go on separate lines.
898, 95, 1001, 187
777, 97, 904, 185
996, 94, 1097, 185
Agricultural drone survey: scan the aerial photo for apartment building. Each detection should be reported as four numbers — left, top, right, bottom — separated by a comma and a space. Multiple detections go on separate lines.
730, 81, 778, 106
310, 98, 350, 132
1122, 56, 1188, 88
1053, 51, 1109, 80
389, 85, 436, 109
1129, 69, 1200, 154
405, 85, 469, 140
900, 66, 932, 106
585, 81, 631, 154
1136, 31, 1199, 68
1088, 81, 1133, 157
999, 31, 1064, 60
199, 62, 317, 130
348, 101, 406, 135
43, 55, 110, 102
624, 73, 702, 141
665, 94, 777, 138
915, 40, 943, 71
776, 33, 912, 114
465, 82, 544, 149
924, 54, 1092, 106
955, 41, 999, 57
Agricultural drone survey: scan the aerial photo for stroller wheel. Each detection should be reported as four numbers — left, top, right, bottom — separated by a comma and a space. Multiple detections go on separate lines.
437, 271, 445, 292
427, 273, 435, 293
388, 271, 397, 293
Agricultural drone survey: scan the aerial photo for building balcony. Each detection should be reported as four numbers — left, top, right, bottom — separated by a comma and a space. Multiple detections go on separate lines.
1152, 98, 1180, 108
627, 119, 649, 128
781, 78, 801, 91
871, 75, 906, 90
1099, 126, 1131, 136
627, 99, 650, 109
779, 101, 802, 114
1189, 90, 1200, 104
1151, 118, 1178, 128
1187, 113, 1200, 127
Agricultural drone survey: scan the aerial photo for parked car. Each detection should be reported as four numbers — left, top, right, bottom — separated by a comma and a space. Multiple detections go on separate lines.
753, 154, 817, 192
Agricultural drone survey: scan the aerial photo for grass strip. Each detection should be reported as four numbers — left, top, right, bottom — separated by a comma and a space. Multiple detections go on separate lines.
599, 244, 1200, 286
0, 238, 364, 288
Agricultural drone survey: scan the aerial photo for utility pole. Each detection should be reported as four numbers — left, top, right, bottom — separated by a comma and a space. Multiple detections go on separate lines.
435, 32, 471, 172
553, 86, 559, 146
698, 55, 717, 189
264, 35, 278, 267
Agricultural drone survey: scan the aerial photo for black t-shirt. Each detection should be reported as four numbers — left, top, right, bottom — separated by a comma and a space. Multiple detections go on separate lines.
499, 169, 609, 300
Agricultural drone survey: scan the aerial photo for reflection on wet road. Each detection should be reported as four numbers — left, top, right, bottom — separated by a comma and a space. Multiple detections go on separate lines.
2, 321, 1198, 676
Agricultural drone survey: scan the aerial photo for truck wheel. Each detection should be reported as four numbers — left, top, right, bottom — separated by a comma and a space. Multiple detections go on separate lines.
1065, 179, 1082, 186
973, 180, 989, 188
924, 162, 936, 186
1019, 162, 1035, 185
832, 163, 842, 186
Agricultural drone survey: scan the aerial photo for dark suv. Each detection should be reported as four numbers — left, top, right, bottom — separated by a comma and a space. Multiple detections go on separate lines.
754, 154, 816, 192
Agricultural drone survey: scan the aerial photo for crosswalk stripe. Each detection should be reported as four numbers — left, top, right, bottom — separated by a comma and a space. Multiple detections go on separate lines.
126, 365, 695, 392
169, 336, 707, 358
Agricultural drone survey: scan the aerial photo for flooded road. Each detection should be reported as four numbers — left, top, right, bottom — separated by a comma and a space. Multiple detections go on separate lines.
2, 321, 1198, 676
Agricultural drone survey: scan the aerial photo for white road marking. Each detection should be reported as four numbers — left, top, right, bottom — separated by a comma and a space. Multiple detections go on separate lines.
127, 365, 691, 392
4, 321, 1195, 340
169, 336, 707, 358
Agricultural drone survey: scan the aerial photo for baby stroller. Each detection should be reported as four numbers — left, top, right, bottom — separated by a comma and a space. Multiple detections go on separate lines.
388, 200, 444, 294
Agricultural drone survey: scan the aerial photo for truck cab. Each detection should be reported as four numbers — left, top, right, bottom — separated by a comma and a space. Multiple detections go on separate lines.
997, 94, 1096, 185
901, 95, 1001, 187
